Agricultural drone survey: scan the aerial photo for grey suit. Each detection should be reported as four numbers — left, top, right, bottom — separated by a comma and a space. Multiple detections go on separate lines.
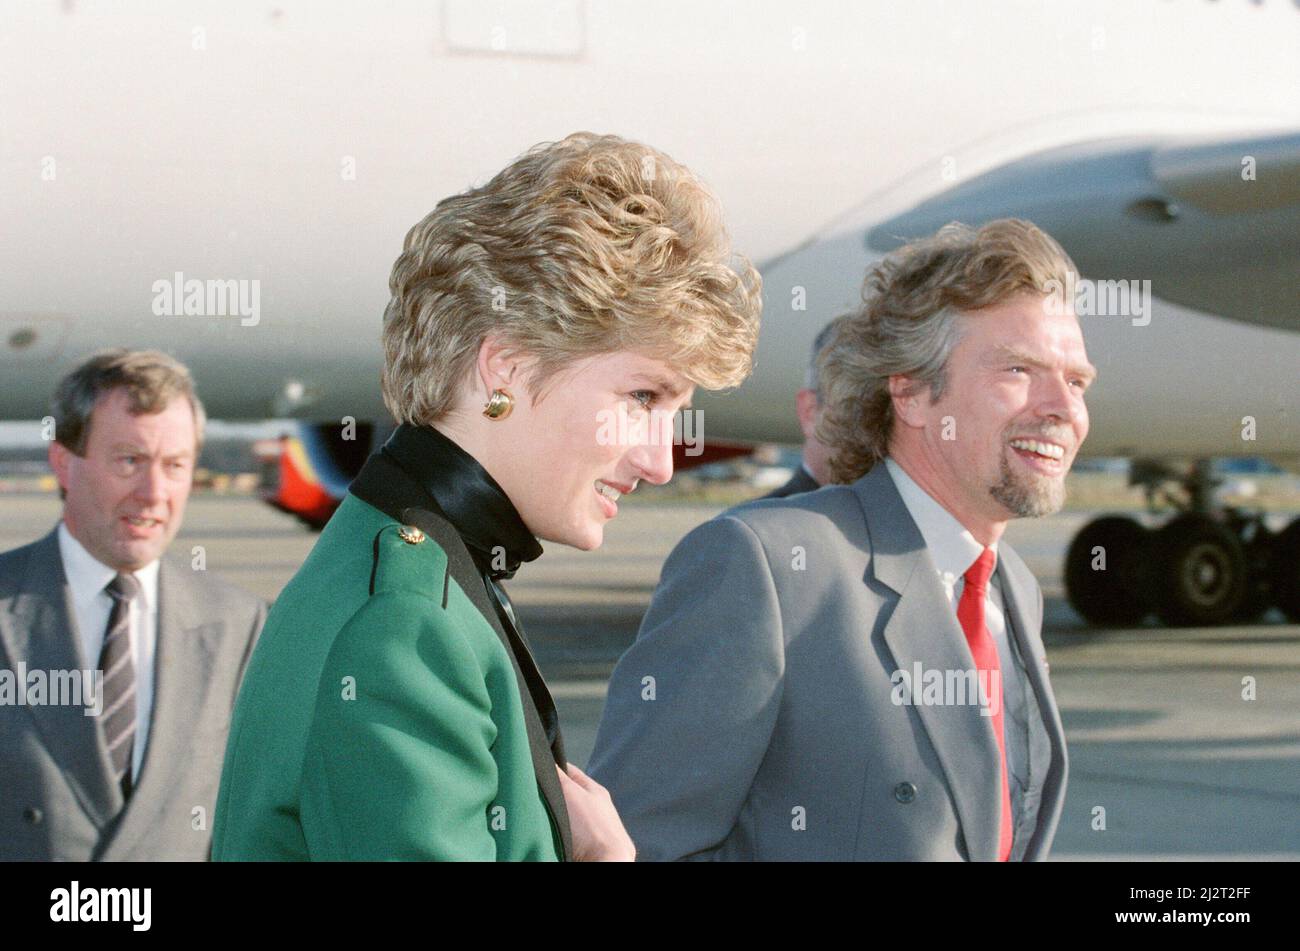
589, 461, 1068, 861
0, 527, 265, 861
759, 464, 820, 500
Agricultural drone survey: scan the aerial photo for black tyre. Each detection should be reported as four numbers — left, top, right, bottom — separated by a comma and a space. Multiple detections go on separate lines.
1152, 514, 1248, 626
1064, 516, 1151, 626
1270, 518, 1300, 623
1230, 519, 1273, 623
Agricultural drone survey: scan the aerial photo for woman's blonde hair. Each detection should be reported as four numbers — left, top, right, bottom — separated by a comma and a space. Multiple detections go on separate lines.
381, 132, 762, 424
816, 219, 1077, 484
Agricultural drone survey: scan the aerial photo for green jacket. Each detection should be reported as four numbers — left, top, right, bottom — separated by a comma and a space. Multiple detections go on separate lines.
212, 452, 570, 860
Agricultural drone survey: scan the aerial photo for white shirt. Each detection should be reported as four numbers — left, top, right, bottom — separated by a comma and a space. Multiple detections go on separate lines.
883, 457, 1031, 807
57, 521, 159, 782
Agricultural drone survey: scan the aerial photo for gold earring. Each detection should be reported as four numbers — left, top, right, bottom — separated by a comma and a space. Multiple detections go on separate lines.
483, 388, 514, 420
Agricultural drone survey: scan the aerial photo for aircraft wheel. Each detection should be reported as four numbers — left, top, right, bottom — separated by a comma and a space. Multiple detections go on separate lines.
1270, 518, 1300, 623
1064, 516, 1151, 626
1229, 519, 1273, 623
1152, 514, 1248, 626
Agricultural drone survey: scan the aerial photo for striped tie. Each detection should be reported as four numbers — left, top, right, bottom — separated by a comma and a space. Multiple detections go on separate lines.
99, 573, 140, 800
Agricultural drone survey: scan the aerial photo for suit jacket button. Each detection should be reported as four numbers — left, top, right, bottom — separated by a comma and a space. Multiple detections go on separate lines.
894, 782, 917, 803
23, 807, 43, 824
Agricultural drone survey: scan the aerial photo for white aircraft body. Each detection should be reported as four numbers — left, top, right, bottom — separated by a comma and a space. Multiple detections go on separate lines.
2, 0, 1298, 624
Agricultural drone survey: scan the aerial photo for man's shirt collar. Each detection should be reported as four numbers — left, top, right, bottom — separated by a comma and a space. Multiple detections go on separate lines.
884, 456, 997, 591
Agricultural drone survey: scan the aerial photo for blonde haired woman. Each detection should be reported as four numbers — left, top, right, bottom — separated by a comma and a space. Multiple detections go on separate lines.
212, 133, 761, 861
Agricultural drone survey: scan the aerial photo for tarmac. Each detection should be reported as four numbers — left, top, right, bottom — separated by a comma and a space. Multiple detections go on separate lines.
4, 491, 1298, 860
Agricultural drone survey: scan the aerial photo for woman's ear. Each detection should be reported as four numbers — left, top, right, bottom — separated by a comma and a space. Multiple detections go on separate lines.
476, 333, 520, 395
473, 335, 545, 417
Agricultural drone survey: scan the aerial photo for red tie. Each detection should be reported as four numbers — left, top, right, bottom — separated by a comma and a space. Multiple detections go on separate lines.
957, 547, 1013, 862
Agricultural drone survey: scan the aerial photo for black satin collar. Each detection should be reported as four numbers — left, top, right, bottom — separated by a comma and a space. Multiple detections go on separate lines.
379, 423, 542, 580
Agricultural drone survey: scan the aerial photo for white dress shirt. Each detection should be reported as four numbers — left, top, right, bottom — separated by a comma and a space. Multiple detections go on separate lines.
883, 457, 1031, 814
57, 521, 159, 782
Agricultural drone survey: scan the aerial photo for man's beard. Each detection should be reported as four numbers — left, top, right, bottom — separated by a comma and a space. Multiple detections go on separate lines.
989, 446, 1066, 517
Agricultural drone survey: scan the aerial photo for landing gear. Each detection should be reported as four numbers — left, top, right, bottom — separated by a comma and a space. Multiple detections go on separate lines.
1063, 459, 1287, 627
1064, 516, 1150, 626
1150, 514, 1247, 626
1271, 519, 1300, 622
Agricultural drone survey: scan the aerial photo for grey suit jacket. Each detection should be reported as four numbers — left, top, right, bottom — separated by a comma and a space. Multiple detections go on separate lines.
589, 462, 1068, 861
759, 464, 821, 501
0, 527, 266, 861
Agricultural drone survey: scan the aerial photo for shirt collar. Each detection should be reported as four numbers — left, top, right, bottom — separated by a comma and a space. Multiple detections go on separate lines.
883, 457, 997, 584
56, 520, 160, 609
378, 423, 543, 580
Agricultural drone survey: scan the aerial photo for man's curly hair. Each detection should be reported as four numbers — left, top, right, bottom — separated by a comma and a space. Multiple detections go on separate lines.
816, 219, 1077, 484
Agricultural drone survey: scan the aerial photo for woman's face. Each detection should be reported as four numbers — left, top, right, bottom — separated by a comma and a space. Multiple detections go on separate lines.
490, 351, 695, 550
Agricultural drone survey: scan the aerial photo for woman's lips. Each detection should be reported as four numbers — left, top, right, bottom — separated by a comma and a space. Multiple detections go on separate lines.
594, 483, 618, 518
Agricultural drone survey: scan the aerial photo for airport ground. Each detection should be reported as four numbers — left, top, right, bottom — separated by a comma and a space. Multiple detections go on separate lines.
3, 490, 1297, 860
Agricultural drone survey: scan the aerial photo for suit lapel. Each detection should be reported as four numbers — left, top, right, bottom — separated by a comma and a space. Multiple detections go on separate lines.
98, 557, 223, 860
853, 464, 1004, 861
0, 529, 124, 827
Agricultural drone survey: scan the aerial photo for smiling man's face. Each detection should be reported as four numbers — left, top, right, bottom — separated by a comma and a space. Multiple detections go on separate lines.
894, 292, 1095, 538
50, 388, 197, 572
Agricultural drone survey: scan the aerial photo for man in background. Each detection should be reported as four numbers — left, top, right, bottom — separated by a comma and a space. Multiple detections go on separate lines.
0, 349, 265, 860
760, 317, 843, 499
